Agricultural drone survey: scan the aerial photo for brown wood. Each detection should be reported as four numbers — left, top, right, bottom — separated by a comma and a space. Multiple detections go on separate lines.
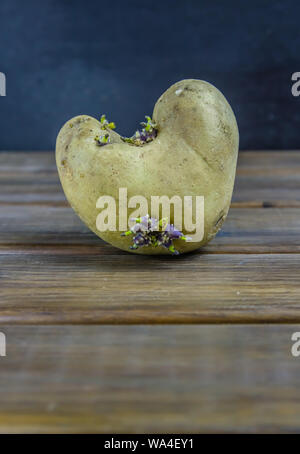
0, 151, 300, 324
1, 252, 299, 324
0, 204, 299, 253
0, 325, 299, 434
1, 151, 300, 206
0, 151, 300, 433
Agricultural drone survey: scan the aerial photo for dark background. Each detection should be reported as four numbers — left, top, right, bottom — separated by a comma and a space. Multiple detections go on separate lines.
0, 0, 299, 151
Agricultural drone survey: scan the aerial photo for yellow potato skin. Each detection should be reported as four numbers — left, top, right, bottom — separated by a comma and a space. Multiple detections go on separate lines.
56, 79, 239, 255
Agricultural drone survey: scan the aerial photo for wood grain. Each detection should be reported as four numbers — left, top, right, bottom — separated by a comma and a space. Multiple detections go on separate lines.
0, 152, 299, 433
0, 151, 300, 206
0, 204, 299, 253
0, 252, 299, 324
0, 151, 299, 324
0, 325, 299, 433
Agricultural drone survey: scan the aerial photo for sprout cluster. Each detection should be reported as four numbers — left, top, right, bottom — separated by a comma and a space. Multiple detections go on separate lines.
94, 114, 116, 146
121, 215, 191, 255
121, 116, 157, 146
95, 115, 157, 147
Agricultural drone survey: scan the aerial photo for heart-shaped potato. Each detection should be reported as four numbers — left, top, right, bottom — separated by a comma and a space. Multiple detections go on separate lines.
56, 79, 239, 255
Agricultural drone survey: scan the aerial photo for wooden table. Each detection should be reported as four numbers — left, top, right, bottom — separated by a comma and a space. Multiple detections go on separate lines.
0, 151, 300, 433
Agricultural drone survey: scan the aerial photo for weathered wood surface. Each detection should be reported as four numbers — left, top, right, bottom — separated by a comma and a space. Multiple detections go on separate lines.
1, 253, 299, 324
0, 205, 299, 253
0, 151, 299, 324
0, 151, 300, 433
1, 151, 300, 206
0, 325, 299, 434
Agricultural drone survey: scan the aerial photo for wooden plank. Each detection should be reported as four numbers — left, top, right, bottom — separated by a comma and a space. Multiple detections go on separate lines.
0, 325, 299, 433
0, 204, 299, 253
0, 151, 299, 324
0, 152, 61, 204
233, 151, 300, 206
0, 253, 299, 324
0, 151, 300, 206
1, 150, 299, 174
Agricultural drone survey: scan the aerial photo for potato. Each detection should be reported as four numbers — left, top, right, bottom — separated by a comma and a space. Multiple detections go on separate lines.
56, 79, 239, 255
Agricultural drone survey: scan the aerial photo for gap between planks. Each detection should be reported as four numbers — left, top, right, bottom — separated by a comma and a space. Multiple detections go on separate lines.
0, 244, 300, 255
1, 201, 300, 208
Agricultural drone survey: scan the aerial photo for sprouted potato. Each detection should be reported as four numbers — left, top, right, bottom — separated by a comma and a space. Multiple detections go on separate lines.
56, 79, 239, 255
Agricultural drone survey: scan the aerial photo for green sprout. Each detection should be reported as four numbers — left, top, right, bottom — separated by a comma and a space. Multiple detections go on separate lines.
95, 114, 157, 148
94, 115, 116, 146
95, 133, 110, 146
121, 115, 157, 146
100, 114, 116, 130
141, 116, 156, 132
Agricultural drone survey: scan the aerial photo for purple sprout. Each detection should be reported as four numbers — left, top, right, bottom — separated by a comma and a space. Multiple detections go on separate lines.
122, 116, 158, 146
121, 214, 191, 255
95, 114, 158, 147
